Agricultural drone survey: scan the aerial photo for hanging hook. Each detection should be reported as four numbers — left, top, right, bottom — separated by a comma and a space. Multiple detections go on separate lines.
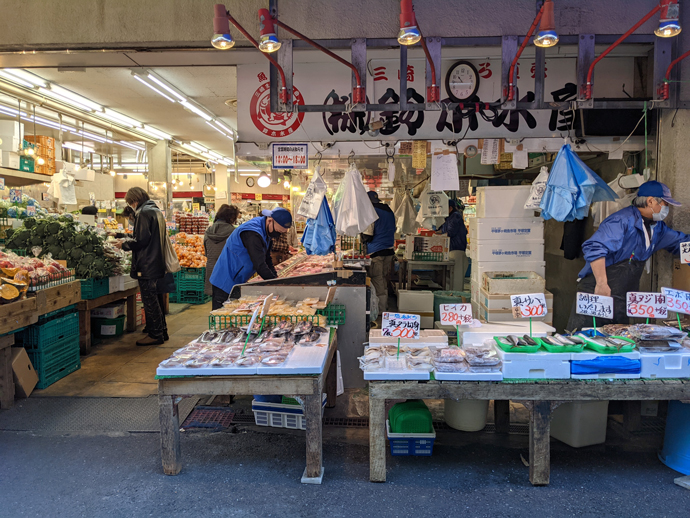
348, 150, 355, 166
315, 151, 322, 167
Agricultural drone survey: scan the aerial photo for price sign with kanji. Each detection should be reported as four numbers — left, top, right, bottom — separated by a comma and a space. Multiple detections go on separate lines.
272, 143, 308, 169
9, 189, 21, 203
576, 293, 614, 319
382, 312, 420, 339
26, 204, 36, 216
681, 241, 690, 264
510, 293, 548, 319
662, 287, 690, 316
626, 292, 668, 319
439, 304, 473, 326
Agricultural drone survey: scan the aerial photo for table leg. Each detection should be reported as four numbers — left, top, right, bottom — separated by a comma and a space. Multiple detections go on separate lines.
126, 294, 137, 332
159, 394, 182, 475
325, 350, 337, 408
624, 401, 642, 432
407, 263, 412, 291
303, 393, 324, 483
369, 395, 386, 482
79, 309, 91, 355
494, 400, 510, 434
529, 400, 552, 486
0, 345, 14, 409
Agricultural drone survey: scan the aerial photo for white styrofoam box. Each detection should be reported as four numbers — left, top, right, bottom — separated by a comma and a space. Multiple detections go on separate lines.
1, 151, 19, 169
256, 336, 330, 375
479, 287, 553, 311
433, 369, 502, 381
639, 350, 690, 379
73, 168, 96, 182
478, 302, 554, 325
470, 279, 480, 303
482, 271, 546, 295
123, 277, 139, 290
108, 275, 125, 294
470, 238, 544, 263
252, 394, 327, 430
0, 121, 23, 152
462, 321, 555, 345
570, 350, 641, 379
397, 289, 434, 313
551, 401, 609, 448
90, 302, 125, 319
471, 260, 546, 285
494, 346, 571, 379
363, 355, 431, 380
475, 186, 536, 218
420, 313, 434, 329
469, 217, 544, 241
368, 329, 448, 347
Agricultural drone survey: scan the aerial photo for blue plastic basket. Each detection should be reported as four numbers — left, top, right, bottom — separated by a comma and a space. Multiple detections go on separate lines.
659, 400, 690, 475
386, 420, 436, 456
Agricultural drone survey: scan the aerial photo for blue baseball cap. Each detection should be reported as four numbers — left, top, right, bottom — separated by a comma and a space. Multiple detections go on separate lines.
637, 180, 681, 206
262, 207, 293, 228
367, 191, 380, 203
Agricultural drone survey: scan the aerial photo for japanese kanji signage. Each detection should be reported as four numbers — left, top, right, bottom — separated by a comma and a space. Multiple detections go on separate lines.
662, 287, 690, 316
510, 293, 548, 319
626, 292, 668, 319
680, 241, 690, 264
382, 312, 420, 339
439, 304, 473, 326
271, 143, 308, 169
576, 293, 614, 319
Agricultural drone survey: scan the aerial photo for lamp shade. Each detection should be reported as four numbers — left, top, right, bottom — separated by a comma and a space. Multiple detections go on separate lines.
656, 0, 681, 37
212, 4, 235, 49
534, 0, 559, 47
258, 8, 281, 53
398, 0, 421, 45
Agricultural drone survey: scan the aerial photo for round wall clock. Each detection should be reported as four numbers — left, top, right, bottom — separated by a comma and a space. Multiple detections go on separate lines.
246, 177, 255, 188
445, 60, 480, 102
464, 145, 479, 158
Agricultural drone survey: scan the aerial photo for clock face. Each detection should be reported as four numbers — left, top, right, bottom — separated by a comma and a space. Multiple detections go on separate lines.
246, 177, 255, 188
445, 61, 480, 102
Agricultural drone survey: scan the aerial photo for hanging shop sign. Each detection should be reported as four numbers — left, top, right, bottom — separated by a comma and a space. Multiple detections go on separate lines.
238, 54, 635, 142
272, 143, 308, 169
626, 292, 668, 319
26, 204, 35, 216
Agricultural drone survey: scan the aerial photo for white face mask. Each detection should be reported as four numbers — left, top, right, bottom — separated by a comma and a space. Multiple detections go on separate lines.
653, 205, 669, 222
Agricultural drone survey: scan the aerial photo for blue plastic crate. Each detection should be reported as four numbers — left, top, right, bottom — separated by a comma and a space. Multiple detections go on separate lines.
80, 278, 109, 300
386, 420, 436, 456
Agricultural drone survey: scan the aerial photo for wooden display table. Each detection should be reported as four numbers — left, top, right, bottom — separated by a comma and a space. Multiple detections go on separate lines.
77, 286, 139, 354
157, 333, 338, 484
398, 260, 455, 291
368, 379, 690, 486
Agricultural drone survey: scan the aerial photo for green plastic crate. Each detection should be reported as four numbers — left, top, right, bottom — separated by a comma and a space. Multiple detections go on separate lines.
19, 312, 79, 350
176, 290, 211, 305
316, 304, 346, 325
19, 156, 34, 173
38, 304, 77, 324
26, 334, 80, 389
209, 313, 326, 330
91, 314, 126, 338
411, 251, 444, 261
80, 278, 109, 300
8, 249, 27, 256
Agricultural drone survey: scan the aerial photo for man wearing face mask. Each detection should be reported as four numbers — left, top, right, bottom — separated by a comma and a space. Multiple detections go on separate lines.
210, 207, 291, 298
567, 181, 689, 330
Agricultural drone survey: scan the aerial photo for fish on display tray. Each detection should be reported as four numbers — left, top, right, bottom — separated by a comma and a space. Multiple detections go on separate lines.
271, 320, 294, 336
293, 319, 314, 335
297, 331, 323, 346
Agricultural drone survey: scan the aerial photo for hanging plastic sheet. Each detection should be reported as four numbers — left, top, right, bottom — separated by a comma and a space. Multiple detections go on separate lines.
394, 193, 419, 235
540, 143, 619, 222
524, 167, 549, 210
301, 197, 336, 256
390, 188, 405, 214
333, 164, 379, 236
297, 167, 327, 220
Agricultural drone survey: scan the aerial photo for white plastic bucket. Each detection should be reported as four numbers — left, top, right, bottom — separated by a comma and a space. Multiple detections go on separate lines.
443, 399, 489, 432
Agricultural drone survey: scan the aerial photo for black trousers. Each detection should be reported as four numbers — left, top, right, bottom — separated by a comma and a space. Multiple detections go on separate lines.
567, 259, 645, 331
212, 285, 229, 311
139, 278, 167, 339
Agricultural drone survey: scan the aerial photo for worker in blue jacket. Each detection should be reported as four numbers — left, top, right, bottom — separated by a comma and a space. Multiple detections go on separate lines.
362, 191, 396, 315
210, 207, 292, 306
567, 181, 688, 330
438, 199, 468, 291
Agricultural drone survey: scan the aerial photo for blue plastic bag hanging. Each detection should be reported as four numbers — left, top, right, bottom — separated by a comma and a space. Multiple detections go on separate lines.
301, 196, 336, 256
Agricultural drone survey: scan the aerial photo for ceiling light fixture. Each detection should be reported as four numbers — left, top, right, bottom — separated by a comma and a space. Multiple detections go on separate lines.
138, 125, 172, 140
205, 120, 230, 138
533, 0, 559, 47
118, 140, 146, 151
395, 0, 438, 102
283, 179, 290, 189
38, 87, 97, 112
213, 119, 235, 137
0, 70, 35, 88
212, 4, 236, 49
257, 172, 271, 188
98, 108, 142, 128
45, 84, 102, 111
147, 74, 186, 102
258, 8, 281, 53
62, 142, 95, 154
180, 100, 214, 121
656, 0, 681, 37
1, 68, 47, 87
131, 73, 176, 102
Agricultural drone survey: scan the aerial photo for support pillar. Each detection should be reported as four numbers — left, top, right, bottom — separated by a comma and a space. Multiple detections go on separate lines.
147, 141, 172, 211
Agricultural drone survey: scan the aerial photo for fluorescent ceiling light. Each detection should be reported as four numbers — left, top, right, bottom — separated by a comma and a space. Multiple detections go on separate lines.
38, 87, 96, 112
118, 140, 146, 151
98, 108, 141, 128
147, 74, 186, 102
132, 74, 175, 102
118, 162, 148, 167
239, 173, 261, 177
0, 105, 21, 116
116, 172, 144, 176
75, 130, 108, 143
0, 70, 35, 88
213, 119, 235, 138
47, 84, 102, 111
180, 100, 213, 121
62, 142, 95, 153
239, 168, 261, 172
205, 120, 229, 137
138, 125, 172, 140
207, 151, 223, 160
181, 142, 207, 153
2, 69, 47, 87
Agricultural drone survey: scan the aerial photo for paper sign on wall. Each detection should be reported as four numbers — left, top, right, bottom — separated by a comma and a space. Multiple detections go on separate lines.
0, 178, 5, 190
481, 139, 500, 165
272, 143, 308, 169
382, 312, 421, 339
510, 293, 548, 318
680, 242, 690, 264
439, 304, 473, 326
576, 293, 614, 319
626, 292, 668, 319
9, 188, 21, 203
26, 205, 35, 216
430, 148, 459, 191
661, 287, 690, 315
412, 140, 427, 170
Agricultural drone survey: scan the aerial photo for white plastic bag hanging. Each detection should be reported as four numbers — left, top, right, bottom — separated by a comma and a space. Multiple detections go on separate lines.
418, 184, 449, 218
390, 188, 405, 214
333, 165, 379, 236
524, 166, 549, 211
297, 167, 327, 219
395, 193, 419, 235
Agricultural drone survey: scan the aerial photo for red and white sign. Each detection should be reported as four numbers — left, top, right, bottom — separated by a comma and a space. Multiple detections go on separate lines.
626, 292, 668, 319
510, 293, 548, 319
272, 143, 308, 169
662, 287, 690, 316
382, 312, 420, 339
680, 241, 690, 264
439, 304, 473, 326
249, 79, 305, 138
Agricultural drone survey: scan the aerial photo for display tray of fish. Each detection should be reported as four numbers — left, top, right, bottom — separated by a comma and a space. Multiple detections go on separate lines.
581, 335, 637, 353
293, 319, 314, 335
493, 335, 541, 353
271, 319, 294, 336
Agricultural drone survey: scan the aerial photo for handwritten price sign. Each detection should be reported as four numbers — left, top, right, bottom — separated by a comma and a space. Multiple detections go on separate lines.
681, 241, 690, 264
382, 312, 421, 339
439, 304, 473, 326
510, 293, 548, 319
626, 292, 668, 319
662, 287, 690, 316
576, 292, 614, 319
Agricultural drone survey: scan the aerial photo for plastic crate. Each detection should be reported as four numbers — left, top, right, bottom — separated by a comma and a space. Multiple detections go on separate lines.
26, 334, 80, 389
91, 315, 126, 338
37, 304, 77, 324
80, 278, 109, 300
411, 251, 444, 261
175, 290, 211, 305
316, 304, 346, 325
19, 312, 79, 350
386, 420, 436, 456
252, 394, 327, 430
209, 313, 328, 330
8, 249, 27, 256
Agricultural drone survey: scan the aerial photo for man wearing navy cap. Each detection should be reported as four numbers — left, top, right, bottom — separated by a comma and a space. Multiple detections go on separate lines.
567, 180, 689, 329
363, 190, 396, 315
210, 207, 292, 306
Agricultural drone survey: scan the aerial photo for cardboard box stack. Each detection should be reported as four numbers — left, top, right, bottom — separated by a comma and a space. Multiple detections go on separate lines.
468, 186, 546, 321
25, 135, 56, 176
0, 121, 24, 170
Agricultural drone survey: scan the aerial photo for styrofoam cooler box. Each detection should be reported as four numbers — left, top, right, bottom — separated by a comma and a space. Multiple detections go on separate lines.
551, 401, 610, 448
0, 120, 23, 152
398, 290, 434, 313
639, 350, 690, 379
90, 302, 125, 319
471, 238, 544, 263
479, 288, 553, 311
462, 321, 555, 345
482, 272, 546, 295
108, 275, 125, 293
1, 151, 20, 169
469, 217, 543, 241
470, 279, 480, 303
495, 346, 571, 379
471, 260, 546, 285
368, 329, 448, 347
123, 277, 138, 290
570, 351, 641, 379
475, 186, 536, 218
477, 302, 554, 325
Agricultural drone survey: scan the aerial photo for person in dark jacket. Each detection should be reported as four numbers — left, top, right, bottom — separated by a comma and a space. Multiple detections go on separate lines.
119, 187, 168, 346
362, 191, 396, 314
210, 208, 292, 298
438, 199, 468, 291
205, 204, 241, 309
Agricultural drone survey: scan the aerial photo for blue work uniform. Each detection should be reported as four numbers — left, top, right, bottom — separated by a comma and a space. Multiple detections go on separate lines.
439, 210, 468, 252
367, 204, 396, 256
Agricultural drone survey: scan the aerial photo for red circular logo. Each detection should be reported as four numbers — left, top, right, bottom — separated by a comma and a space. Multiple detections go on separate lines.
250, 82, 305, 138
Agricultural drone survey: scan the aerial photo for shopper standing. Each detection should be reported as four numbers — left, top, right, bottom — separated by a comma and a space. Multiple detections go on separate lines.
438, 199, 468, 292
119, 187, 169, 346
204, 204, 241, 310
362, 191, 396, 314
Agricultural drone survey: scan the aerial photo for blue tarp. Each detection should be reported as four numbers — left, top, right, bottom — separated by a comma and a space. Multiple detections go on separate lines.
540, 143, 619, 221
571, 356, 641, 375
301, 197, 336, 256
